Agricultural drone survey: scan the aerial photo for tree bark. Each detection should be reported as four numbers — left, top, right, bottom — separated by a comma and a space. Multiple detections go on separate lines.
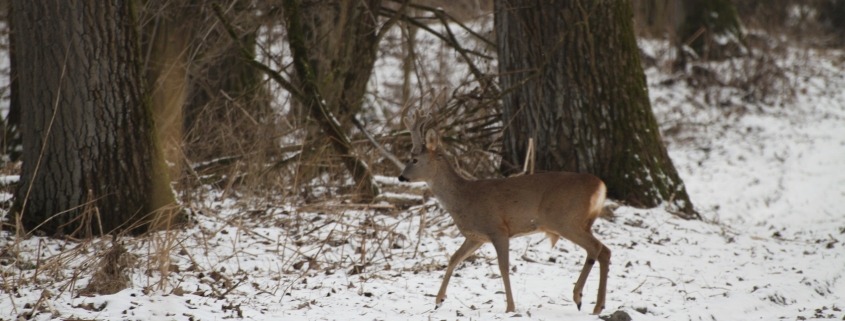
496, 0, 697, 218
12, 0, 178, 236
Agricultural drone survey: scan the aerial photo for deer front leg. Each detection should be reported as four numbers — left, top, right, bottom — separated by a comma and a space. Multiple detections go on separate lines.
573, 257, 595, 311
491, 236, 515, 312
436, 238, 483, 309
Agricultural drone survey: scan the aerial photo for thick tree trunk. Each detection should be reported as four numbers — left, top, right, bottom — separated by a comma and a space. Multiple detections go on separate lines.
298, 0, 382, 127
496, 0, 697, 218
141, 0, 193, 183
183, 1, 271, 162
4, 2, 21, 160
294, 0, 381, 184
12, 1, 178, 236
283, 0, 380, 201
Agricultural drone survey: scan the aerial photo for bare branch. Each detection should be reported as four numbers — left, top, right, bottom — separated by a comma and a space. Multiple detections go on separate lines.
210, 3, 305, 103
396, 0, 496, 48
377, 6, 494, 60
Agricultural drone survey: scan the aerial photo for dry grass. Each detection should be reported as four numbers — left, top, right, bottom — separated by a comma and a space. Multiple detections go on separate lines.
79, 242, 136, 296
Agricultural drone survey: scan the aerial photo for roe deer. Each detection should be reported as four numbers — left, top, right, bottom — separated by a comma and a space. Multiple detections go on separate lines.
397, 110, 611, 314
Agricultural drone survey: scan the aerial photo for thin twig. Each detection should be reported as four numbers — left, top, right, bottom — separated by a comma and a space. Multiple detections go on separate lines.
378, 7, 494, 60
375, 0, 409, 41
351, 116, 404, 170
432, 8, 495, 90
390, 0, 495, 47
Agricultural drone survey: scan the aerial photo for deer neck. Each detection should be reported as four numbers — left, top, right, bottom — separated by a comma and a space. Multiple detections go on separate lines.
426, 154, 469, 209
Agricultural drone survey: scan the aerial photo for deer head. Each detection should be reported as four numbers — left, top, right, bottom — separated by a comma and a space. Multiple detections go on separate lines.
398, 108, 440, 183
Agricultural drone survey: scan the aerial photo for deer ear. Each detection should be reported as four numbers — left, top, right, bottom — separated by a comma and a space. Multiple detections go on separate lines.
425, 128, 439, 151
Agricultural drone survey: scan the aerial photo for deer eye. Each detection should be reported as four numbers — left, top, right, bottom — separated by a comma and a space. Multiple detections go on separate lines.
411, 158, 418, 164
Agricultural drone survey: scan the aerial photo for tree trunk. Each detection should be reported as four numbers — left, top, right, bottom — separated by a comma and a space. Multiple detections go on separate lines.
141, 0, 193, 183
283, 0, 380, 201
297, 0, 382, 127
294, 0, 382, 183
12, 0, 178, 236
4, 1, 21, 160
183, 1, 271, 162
495, 0, 697, 218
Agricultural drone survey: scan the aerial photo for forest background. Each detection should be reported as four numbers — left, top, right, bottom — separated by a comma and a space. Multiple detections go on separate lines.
1, 1, 844, 320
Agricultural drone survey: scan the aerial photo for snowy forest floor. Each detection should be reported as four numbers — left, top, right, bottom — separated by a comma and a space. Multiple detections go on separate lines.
2, 42, 845, 320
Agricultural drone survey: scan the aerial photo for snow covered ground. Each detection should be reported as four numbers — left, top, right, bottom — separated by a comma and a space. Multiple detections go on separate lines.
2, 37, 844, 321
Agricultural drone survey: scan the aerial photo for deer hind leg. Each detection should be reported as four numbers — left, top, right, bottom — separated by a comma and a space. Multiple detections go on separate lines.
594, 242, 611, 315
564, 230, 610, 314
436, 238, 483, 309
